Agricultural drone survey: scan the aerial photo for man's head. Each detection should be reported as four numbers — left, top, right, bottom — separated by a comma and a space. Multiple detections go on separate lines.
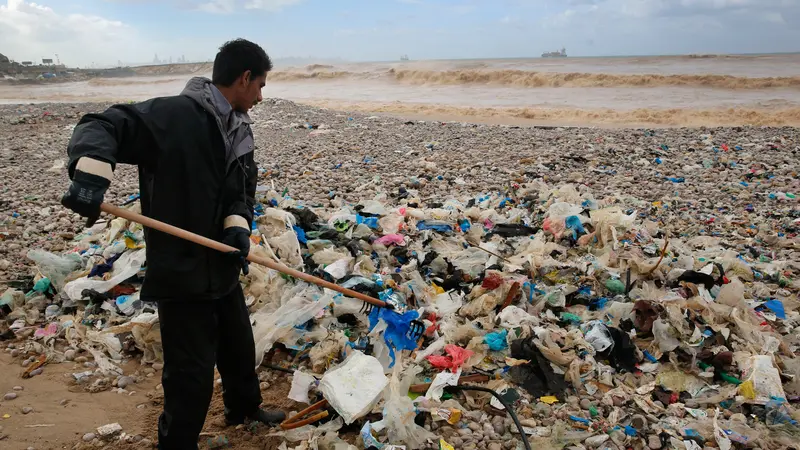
212, 39, 272, 113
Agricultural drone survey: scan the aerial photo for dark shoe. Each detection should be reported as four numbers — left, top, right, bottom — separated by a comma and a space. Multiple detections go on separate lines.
225, 408, 286, 427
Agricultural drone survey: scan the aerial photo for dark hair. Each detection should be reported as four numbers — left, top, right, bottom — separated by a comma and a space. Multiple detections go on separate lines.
212, 39, 272, 87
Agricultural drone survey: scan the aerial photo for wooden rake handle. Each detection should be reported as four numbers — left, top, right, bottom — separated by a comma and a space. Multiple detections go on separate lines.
100, 203, 389, 308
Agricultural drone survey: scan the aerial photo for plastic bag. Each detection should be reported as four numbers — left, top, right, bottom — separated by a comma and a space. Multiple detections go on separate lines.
450, 247, 490, 278
379, 360, 437, 449
26, 249, 83, 290
431, 292, 462, 317
368, 307, 420, 367
583, 320, 614, 352
318, 351, 387, 425
252, 285, 334, 366
484, 329, 508, 351
288, 370, 317, 404
426, 344, 473, 370
652, 319, 680, 352
264, 230, 304, 268
738, 355, 786, 405
375, 234, 406, 246
63, 249, 146, 301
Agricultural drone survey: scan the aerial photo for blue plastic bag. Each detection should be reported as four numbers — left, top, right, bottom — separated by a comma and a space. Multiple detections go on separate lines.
484, 329, 508, 351
368, 307, 420, 367
416, 221, 453, 233
292, 225, 308, 244
356, 215, 379, 229
565, 215, 585, 239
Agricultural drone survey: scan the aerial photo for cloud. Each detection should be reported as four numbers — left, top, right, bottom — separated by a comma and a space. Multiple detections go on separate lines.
244, 0, 304, 11
196, 0, 235, 13
0, 0, 146, 66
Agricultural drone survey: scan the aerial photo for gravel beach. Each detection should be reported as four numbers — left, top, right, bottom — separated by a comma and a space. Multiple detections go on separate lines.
0, 99, 799, 449
1, 99, 797, 284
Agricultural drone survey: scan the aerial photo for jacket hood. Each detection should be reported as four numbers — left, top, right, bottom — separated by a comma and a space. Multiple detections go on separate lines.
181, 77, 252, 125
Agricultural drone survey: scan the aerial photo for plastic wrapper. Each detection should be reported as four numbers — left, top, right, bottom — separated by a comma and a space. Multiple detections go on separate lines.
738, 355, 786, 404
252, 285, 335, 366
63, 249, 146, 301
426, 344, 474, 370
26, 249, 83, 290
378, 361, 437, 449
319, 351, 387, 425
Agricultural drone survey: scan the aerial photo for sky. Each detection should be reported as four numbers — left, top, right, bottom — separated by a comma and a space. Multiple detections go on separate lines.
1, 0, 799, 67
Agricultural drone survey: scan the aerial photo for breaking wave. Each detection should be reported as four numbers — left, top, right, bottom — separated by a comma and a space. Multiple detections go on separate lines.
304, 100, 800, 127
266, 68, 800, 90
87, 78, 182, 86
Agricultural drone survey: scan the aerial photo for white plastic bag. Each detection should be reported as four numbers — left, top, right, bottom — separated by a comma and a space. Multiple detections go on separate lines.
288, 370, 317, 404
318, 351, 387, 424
252, 284, 334, 366
63, 249, 146, 301
379, 359, 437, 449
27, 249, 83, 290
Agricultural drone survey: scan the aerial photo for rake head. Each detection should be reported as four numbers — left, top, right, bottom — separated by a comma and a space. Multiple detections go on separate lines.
359, 301, 376, 315
407, 320, 426, 341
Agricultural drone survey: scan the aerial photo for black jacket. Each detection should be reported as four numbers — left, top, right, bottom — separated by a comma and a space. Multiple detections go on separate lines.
66, 78, 258, 300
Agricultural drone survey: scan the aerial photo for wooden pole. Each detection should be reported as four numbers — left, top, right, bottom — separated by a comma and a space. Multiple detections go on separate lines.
100, 203, 389, 309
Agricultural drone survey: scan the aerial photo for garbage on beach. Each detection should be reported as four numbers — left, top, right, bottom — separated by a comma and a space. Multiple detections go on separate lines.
4, 170, 800, 450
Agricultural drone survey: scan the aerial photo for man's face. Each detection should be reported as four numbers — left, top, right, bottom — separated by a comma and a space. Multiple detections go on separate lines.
234, 71, 267, 113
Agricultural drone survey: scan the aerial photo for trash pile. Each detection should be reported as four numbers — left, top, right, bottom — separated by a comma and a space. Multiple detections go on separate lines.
3, 177, 800, 450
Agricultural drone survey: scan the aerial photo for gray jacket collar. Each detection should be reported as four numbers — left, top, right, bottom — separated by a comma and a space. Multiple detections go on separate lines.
181, 77, 253, 130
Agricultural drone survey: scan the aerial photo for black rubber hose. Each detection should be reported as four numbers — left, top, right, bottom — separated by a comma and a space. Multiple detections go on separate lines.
444, 385, 532, 450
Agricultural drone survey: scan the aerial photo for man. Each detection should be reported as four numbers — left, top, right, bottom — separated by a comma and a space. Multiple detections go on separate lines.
61, 39, 285, 449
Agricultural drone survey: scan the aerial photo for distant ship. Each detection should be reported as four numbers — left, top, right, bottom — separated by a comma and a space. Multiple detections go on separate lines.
542, 47, 567, 58
400, 54, 410, 61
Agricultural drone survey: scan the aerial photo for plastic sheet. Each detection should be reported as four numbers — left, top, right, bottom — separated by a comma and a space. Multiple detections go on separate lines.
26, 250, 83, 290
319, 351, 387, 425
63, 249, 146, 301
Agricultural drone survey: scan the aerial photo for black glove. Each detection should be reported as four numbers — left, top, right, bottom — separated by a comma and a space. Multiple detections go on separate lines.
221, 226, 251, 276
61, 168, 110, 227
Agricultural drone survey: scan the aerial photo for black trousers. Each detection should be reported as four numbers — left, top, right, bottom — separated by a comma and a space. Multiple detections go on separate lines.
156, 285, 262, 449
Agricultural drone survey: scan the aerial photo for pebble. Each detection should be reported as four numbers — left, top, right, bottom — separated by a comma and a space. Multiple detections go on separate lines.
59, 399, 69, 406
648, 434, 663, 450
152, 363, 164, 370
10, 349, 20, 357
74, 356, 88, 363
83, 432, 96, 442
64, 349, 76, 361
580, 398, 592, 410
4, 392, 18, 400
29, 367, 43, 376
488, 442, 502, 450
13, 386, 23, 391
259, 381, 270, 390
21, 406, 33, 414
586, 434, 610, 448
117, 376, 134, 389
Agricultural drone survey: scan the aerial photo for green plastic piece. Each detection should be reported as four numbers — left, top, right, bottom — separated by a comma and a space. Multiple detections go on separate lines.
605, 278, 626, 294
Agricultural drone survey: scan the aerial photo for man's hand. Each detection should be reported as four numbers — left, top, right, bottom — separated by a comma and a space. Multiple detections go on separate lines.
61, 158, 112, 227
221, 225, 251, 276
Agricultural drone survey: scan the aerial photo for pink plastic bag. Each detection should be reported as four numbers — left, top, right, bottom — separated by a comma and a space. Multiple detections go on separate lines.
375, 234, 406, 246
426, 344, 474, 370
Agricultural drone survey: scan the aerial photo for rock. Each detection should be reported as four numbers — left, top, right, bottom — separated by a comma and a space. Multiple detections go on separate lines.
97, 422, 122, 438
74, 356, 88, 363
13, 386, 23, 391
520, 418, 537, 428
457, 428, 473, 437
64, 349, 76, 361
580, 398, 592, 410
4, 392, 18, 400
139, 438, 153, 447
488, 443, 502, 450
10, 349, 20, 357
117, 376, 134, 389
648, 434, 662, 450
59, 399, 69, 406
152, 363, 164, 371
585, 434, 610, 448
493, 422, 505, 435
259, 381, 270, 390
468, 422, 481, 432
21, 406, 33, 414
83, 432, 96, 442
449, 437, 463, 447
29, 368, 43, 376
